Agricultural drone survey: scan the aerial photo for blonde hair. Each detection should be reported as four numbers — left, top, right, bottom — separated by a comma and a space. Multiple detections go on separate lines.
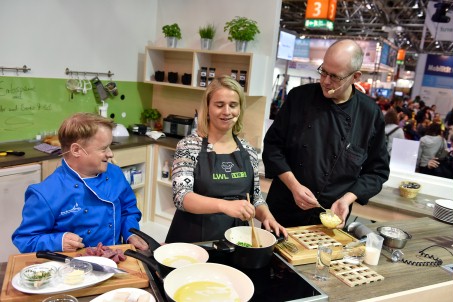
197, 76, 246, 137
58, 112, 114, 151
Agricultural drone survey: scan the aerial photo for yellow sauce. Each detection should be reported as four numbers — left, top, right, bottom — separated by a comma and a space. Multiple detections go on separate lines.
173, 281, 240, 302
162, 255, 198, 267
63, 269, 84, 285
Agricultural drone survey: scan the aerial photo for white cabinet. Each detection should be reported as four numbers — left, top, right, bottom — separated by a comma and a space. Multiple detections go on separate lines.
144, 46, 268, 96
0, 164, 41, 261
151, 144, 176, 225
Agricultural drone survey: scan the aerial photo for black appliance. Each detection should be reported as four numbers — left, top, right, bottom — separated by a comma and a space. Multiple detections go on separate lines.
147, 251, 328, 302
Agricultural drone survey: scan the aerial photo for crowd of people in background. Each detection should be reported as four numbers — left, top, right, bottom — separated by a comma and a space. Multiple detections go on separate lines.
376, 94, 453, 179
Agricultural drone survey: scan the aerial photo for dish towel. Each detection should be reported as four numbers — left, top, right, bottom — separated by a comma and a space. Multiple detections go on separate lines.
146, 131, 166, 140
34, 143, 62, 154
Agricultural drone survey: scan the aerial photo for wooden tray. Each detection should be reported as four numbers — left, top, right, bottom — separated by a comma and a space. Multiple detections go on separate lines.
329, 259, 385, 287
275, 225, 356, 265
0, 244, 149, 302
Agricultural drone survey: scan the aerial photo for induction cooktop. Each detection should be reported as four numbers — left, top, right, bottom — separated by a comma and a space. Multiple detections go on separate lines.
147, 251, 328, 302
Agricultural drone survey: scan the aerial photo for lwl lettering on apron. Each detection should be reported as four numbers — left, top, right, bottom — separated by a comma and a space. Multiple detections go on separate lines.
212, 171, 247, 180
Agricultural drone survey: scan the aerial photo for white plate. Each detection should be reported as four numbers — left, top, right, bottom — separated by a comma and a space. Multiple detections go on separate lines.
12, 256, 116, 295
90, 287, 155, 302
435, 199, 453, 210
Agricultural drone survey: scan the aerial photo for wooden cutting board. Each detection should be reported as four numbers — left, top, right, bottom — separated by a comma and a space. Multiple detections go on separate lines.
329, 259, 385, 287
275, 224, 357, 265
0, 244, 149, 302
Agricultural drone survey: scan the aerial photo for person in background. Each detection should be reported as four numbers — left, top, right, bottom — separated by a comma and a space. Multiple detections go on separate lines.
445, 107, 453, 142
417, 123, 449, 174
263, 39, 390, 228
13, 113, 149, 253
165, 76, 287, 243
416, 118, 431, 137
403, 119, 420, 141
384, 108, 405, 155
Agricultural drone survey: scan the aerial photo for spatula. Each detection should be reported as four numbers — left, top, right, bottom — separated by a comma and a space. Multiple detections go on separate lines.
247, 193, 261, 248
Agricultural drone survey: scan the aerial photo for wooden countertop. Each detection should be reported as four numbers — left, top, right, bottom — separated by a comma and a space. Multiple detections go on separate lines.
295, 217, 453, 302
0, 135, 180, 168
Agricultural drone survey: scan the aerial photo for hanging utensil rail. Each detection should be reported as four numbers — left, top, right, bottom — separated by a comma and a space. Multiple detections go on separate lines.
0, 65, 31, 74
65, 67, 114, 78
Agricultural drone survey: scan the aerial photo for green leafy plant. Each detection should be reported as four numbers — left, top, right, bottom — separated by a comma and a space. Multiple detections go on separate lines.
224, 16, 260, 42
142, 108, 161, 121
199, 24, 216, 39
162, 23, 182, 39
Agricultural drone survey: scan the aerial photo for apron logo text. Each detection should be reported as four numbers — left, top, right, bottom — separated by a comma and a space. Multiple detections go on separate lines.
231, 171, 247, 178
213, 173, 229, 180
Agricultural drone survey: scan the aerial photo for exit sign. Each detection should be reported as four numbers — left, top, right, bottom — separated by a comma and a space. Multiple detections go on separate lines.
305, 19, 334, 30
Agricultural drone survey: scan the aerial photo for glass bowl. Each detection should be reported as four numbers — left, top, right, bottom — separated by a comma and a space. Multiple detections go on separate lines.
57, 260, 92, 285
20, 264, 57, 289
342, 241, 366, 264
42, 294, 78, 302
319, 212, 342, 229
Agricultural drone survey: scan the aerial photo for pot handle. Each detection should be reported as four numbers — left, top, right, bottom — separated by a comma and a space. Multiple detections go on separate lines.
275, 233, 286, 244
124, 249, 160, 273
129, 228, 162, 252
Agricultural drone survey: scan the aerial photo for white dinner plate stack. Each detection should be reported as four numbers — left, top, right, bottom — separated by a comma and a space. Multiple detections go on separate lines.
433, 199, 453, 224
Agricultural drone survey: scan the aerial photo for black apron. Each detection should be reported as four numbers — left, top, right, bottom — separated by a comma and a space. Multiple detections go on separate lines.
165, 136, 253, 243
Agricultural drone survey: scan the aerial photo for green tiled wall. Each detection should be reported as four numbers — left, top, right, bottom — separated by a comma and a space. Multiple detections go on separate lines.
0, 77, 152, 142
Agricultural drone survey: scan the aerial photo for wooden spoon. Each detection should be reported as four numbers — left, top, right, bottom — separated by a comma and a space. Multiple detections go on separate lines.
247, 193, 261, 248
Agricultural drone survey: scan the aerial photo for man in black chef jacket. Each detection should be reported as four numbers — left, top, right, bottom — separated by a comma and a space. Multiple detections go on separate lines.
263, 39, 390, 228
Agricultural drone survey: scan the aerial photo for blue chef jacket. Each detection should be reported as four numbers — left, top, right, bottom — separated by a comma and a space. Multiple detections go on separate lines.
12, 159, 142, 253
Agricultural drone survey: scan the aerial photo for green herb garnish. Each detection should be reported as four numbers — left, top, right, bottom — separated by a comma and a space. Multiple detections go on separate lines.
236, 241, 252, 248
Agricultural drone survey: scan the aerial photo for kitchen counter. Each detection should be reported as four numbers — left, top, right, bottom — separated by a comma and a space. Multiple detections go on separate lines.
351, 186, 438, 222
1, 217, 451, 301
295, 217, 453, 302
0, 135, 180, 168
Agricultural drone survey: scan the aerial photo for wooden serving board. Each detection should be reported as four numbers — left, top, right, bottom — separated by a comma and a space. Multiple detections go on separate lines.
0, 244, 149, 302
329, 259, 385, 287
275, 224, 357, 265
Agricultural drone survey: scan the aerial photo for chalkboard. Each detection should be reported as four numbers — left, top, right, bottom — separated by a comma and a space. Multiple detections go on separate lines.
0, 77, 152, 142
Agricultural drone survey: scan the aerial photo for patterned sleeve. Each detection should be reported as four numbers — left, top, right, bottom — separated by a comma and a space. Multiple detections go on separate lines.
172, 134, 202, 210
239, 138, 267, 208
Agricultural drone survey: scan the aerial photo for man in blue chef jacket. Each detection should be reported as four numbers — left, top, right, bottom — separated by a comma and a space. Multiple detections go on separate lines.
12, 112, 149, 253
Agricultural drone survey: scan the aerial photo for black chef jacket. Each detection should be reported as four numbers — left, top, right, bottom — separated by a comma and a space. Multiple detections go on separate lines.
263, 83, 390, 227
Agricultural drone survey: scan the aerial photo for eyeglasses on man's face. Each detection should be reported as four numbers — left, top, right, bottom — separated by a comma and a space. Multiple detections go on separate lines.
317, 65, 356, 83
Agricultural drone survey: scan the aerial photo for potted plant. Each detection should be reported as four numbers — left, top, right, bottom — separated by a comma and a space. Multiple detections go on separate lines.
162, 23, 182, 48
224, 16, 260, 52
198, 23, 216, 50
142, 108, 161, 129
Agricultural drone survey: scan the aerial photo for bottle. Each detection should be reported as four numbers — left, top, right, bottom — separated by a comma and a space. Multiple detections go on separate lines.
162, 160, 169, 179
191, 109, 198, 135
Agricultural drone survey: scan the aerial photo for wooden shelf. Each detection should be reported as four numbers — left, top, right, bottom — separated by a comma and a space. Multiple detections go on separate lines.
144, 46, 267, 95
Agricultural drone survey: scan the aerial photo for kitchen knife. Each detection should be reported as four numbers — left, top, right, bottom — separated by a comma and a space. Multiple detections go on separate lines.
36, 251, 128, 274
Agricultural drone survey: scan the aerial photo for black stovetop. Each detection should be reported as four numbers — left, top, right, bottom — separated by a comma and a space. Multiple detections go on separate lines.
148, 251, 328, 302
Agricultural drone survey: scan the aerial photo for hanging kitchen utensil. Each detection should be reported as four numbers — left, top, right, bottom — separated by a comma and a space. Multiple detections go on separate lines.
91, 76, 109, 101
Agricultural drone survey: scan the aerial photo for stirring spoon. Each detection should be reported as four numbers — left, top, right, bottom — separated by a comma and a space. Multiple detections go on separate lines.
247, 193, 261, 248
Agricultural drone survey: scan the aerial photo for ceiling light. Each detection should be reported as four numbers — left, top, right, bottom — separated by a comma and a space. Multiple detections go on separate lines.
299, 35, 306, 39
412, 1, 419, 9
417, 10, 424, 17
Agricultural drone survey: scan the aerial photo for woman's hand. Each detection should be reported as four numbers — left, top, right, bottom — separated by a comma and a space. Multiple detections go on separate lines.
62, 233, 85, 252
220, 199, 255, 221
427, 158, 440, 169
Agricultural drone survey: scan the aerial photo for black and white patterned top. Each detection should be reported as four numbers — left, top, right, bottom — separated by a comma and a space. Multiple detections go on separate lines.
171, 133, 267, 210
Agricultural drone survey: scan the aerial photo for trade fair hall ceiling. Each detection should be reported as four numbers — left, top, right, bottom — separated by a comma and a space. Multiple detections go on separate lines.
280, 0, 453, 56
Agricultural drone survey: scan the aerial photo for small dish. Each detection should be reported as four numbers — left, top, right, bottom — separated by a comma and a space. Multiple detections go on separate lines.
42, 294, 78, 302
20, 264, 57, 289
343, 241, 366, 264
57, 260, 92, 285
320, 212, 342, 229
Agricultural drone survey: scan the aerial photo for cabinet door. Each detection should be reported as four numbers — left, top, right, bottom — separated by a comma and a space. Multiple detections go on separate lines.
41, 158, 62, 180
151, 144, 176, 225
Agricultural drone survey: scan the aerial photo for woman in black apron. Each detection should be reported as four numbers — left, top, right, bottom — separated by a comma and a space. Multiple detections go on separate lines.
166, 76, 287, 243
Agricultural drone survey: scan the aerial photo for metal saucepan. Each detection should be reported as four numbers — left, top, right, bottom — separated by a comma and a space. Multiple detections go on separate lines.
223, 226, 284, 269
163, 262, 254, 302
376, 226, 412, 249
124, 228, 209, 279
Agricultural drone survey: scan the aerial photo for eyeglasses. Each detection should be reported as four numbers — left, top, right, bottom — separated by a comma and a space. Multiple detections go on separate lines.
317, 65, 356, 83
